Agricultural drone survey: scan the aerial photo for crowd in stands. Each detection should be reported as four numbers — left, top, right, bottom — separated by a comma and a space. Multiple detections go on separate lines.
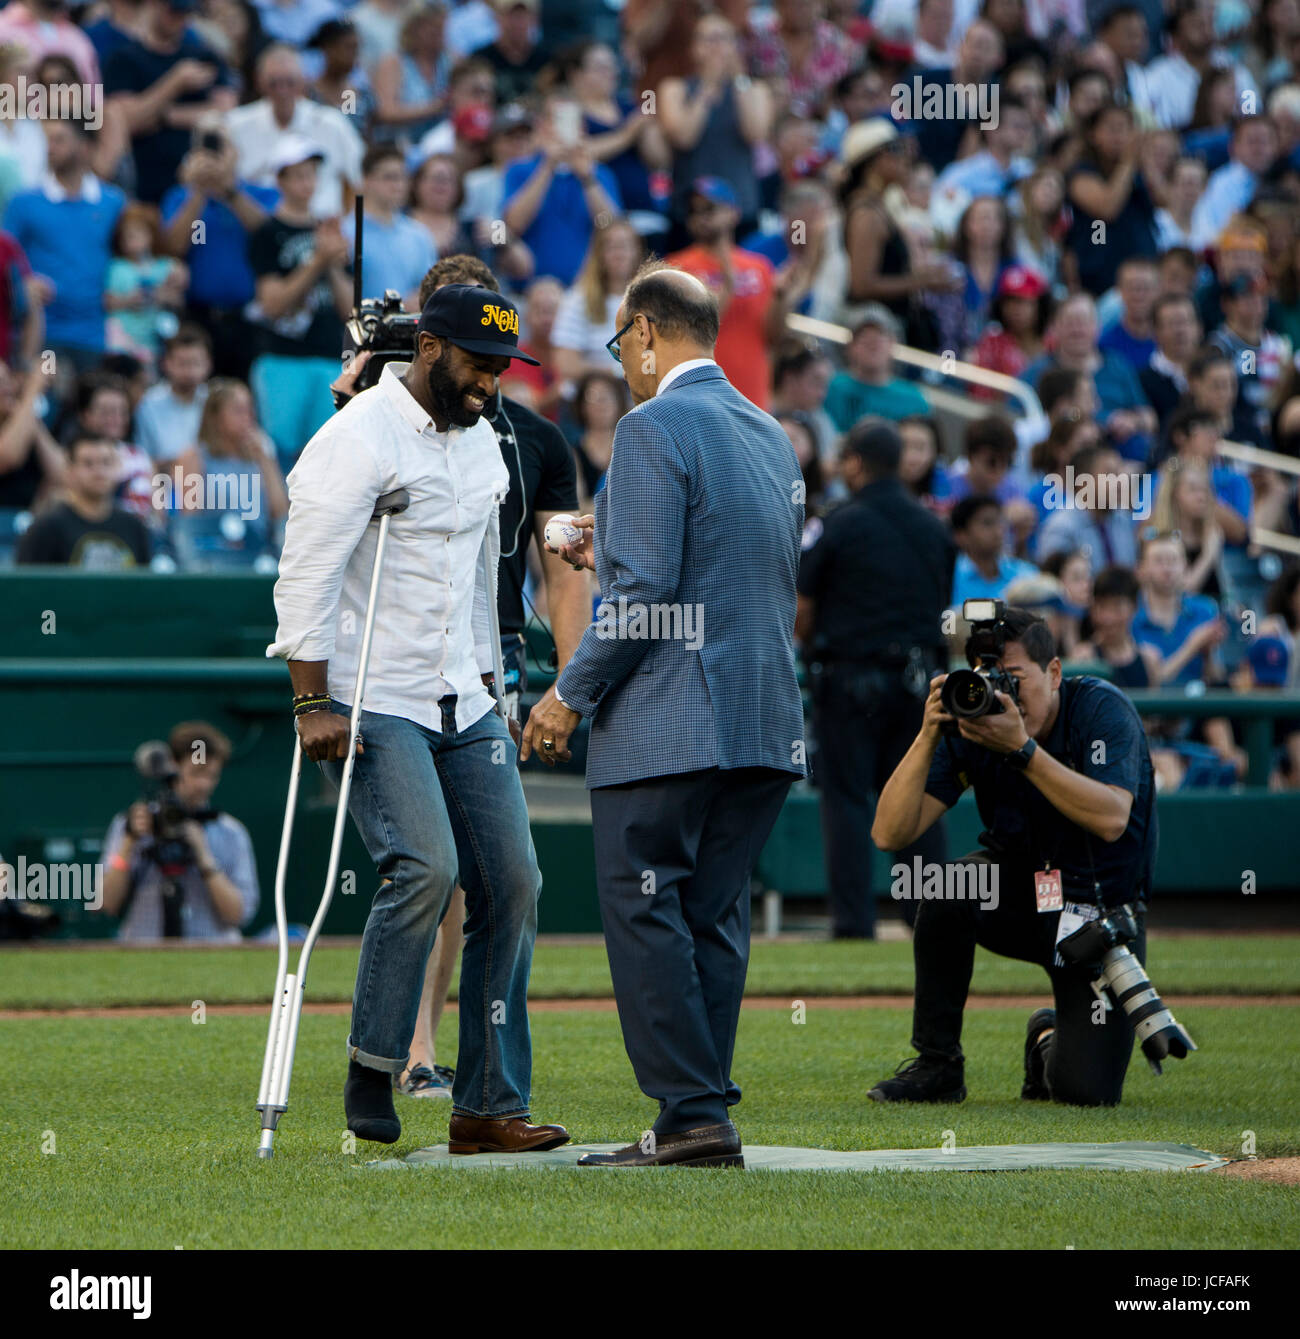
0, 0, 1298, 788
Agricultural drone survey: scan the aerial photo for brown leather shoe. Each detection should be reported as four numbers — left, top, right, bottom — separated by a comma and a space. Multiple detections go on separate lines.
577, 1121, 743, 1168
447, 1113, 571, 1154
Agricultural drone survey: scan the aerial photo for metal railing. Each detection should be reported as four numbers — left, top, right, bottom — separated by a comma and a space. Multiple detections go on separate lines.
789, 310, 1300, 560
1216, 439, 1300, 557
786, 311, 1046, 423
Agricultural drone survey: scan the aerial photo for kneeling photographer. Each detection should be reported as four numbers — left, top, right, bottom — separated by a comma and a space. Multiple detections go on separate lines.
869, 602, 1188, 1108
100, 722, 259, 941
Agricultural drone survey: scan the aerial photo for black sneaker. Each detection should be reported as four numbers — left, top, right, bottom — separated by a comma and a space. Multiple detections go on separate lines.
1021, 1008, 1056, 1101
868, 1055, 966, 1103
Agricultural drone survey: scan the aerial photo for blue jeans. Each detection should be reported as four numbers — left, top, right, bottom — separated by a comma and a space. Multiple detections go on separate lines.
322, 695, 541, 1118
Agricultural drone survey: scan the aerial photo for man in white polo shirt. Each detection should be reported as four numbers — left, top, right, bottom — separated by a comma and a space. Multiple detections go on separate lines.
268, 284, 570, 1153
224, 42, 363, 217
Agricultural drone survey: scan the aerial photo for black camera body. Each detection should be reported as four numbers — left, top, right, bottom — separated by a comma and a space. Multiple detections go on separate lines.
1056, 904, 1139, 965
133, 741, 193, 877
346, 290, 418, 393
344, 195, 421, 394
1058, 903, 1197, 1075
941, 598, 1021, 729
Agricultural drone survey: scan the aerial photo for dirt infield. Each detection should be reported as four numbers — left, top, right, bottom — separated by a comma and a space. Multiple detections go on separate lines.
0, 993, 1293, 1020
1214, 1158, 1300, 1186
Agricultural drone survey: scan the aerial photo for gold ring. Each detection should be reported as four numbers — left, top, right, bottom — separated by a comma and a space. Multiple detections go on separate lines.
542, 737, 555, 750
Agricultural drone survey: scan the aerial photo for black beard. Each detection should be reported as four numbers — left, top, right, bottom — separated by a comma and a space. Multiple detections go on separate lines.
427, 349, 485, 428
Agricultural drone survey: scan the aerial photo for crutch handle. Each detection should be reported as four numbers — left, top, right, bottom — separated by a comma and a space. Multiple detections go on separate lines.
373, 488, 409, 518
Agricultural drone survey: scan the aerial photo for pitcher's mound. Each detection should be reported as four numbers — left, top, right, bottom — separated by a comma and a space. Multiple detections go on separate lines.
365, 1139, 1227, 1173
1214, 1158, 1300, 1185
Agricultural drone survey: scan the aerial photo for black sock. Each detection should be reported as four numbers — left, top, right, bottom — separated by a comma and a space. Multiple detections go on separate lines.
344, 1060, 400, 1144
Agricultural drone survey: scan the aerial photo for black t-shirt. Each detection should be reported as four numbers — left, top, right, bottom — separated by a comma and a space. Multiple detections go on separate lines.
1066, 163, 1158, 296
924, 675, 1158, 907
0, 444, 42, 509
901, 66, 980, 173
488, 393, 579, 637
478, 41, 550, 105
16, 501, 151, 568
1137, 363, 1182, 427
248, 217, 348, 361
103, 32, 232, 204
573, 439, 606, 500
797, 477, 955, 662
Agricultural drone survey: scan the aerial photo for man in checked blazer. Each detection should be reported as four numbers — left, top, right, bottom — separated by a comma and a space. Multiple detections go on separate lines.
522, 261, 806, 1168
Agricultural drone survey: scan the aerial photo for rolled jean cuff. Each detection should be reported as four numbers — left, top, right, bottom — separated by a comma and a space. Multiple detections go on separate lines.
346, 1036, 407, 1074
451, 1104, 530, 1120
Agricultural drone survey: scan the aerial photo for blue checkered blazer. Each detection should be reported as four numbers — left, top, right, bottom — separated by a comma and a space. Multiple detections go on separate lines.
555, 363, 807, 790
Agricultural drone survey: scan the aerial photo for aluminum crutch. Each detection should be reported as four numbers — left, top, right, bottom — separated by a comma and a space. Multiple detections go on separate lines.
255, 487, 410, 1159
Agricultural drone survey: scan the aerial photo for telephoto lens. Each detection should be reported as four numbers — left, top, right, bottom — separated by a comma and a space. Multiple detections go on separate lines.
1096, 947, 1197, 1074
1058, 909, 1197, 1074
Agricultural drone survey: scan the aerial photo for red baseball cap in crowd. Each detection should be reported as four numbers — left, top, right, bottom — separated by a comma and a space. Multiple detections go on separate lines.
863, 23, 914, 65
997, 265, 1049, 300
454, 103, 493, 143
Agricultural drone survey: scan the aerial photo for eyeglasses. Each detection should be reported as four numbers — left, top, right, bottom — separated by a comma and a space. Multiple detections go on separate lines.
606, 316, 635, 364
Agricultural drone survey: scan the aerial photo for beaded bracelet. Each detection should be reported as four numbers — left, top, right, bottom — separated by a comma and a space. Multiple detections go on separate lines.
293, 694, 331, 718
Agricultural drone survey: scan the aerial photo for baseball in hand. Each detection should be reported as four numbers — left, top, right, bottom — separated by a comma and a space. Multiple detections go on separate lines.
544, 514, 581, 549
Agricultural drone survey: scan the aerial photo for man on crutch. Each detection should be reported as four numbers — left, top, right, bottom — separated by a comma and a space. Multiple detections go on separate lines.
268, 284, 570, 1151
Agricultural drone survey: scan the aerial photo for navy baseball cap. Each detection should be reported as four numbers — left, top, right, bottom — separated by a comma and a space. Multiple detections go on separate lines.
417, 284, 540, 364
1248, 635, 1290, 687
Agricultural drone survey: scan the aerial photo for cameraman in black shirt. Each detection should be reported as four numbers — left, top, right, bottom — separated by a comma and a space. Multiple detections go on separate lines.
329, 252, 590, 1098
870, 606, 1159, 1107
796, 419, 956, 938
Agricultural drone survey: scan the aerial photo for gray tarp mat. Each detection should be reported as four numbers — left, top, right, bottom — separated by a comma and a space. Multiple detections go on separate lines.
365, 1140, 1228, 1172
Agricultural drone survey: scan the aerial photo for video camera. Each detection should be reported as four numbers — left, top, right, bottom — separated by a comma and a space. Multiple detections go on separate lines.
344, 196, 418, 393
940, 598, 1021, 728
132, 740, 195, 878
1057, 905, 1197, 1074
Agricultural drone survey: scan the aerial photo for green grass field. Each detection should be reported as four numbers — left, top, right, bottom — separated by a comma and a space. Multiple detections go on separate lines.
3, 936, 1298, 1250
4, 934, 1298, 1008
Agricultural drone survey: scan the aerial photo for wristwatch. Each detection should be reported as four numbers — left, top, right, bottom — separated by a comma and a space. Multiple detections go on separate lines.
555, 688, 572, 711
1004, 738, 1038, 771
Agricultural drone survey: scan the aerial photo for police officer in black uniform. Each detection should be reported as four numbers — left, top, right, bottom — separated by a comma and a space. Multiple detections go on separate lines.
796, 418, 956, 939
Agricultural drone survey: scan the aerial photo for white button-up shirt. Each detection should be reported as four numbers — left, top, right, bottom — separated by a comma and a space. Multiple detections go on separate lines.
267, 361, 509, 733
657, 358, 718, 394
223, 97, 364, 219
1146, 53, 1257, 131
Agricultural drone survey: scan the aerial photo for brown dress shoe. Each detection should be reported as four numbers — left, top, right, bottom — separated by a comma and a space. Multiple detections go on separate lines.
447, 1113, 571, 1154
577, 1121, 743, 1168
